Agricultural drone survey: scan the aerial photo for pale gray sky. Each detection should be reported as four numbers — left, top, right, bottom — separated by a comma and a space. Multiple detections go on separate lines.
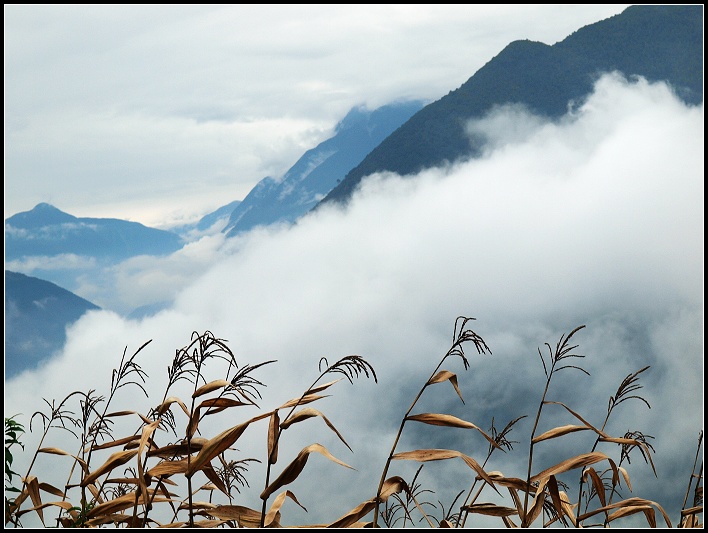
4, 4, 629, 227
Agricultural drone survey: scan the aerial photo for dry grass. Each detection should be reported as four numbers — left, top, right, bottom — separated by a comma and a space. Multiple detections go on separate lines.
4, 319, 703, 528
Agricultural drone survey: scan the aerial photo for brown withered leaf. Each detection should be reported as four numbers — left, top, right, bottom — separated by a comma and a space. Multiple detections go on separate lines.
156, 396, 190, 417
279, 393, 329, 409
380, 476, 408, 501
265, 490, 307, 527
81, 450, 139, 487
463, 503, 518, 517
558, 491, 577, 525
90, 435, 141, 452
532, 425, 591, 444
406, 413, 502, 450
87, 490, 171, 518
146, 437, 207, 458
192, 519, 227, 528
14, 500, 74, 520
327, 500, 376, 528
147, 457, 189, 477
281, 407, 352, 451
137, 420, 161, 503
104, 410, 153, 425
268, 410, 280, 465
523, 476, 549, 526
531, 452, 611, 483
392, 449, 498, 493
187, 420, 253, 477
37, 482, 64, 498
24, 476, 44, 524
202, 463, 229, 497
583, 467, 607, 507
427, 370, 464, 403
37, 447, 88, 475
543, 401, 607, 438
260, 443, 354, 501
206, 505, 262, 527
546, 475, 568, 525
577, 497, 672, 527
197, 397, 251, 415
307, 379, 343, 395
192, 379, 232, 398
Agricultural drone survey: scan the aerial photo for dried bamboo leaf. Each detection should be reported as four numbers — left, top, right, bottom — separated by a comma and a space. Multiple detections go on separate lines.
327, 500, 376, 528
598, 436, 642, 445
146, 437, 207, 458
583, 467, 607, 507
307, 379, 342, 395
576, 497, 672, 527
279, 393, 329, 409
558, 491, 577, 525
380, 476, 408, 501
86, 491, 139, 518
104, 410, 153, 424
187, 411, 272, 476
281, 408, 352, 451
37, 482, 64, 498
192, 379, 231, 398
137, 420, 161, 505
265, 490, 307, 527
84, 513, 133, 527
530, 451, 610, 483
268, 410, 280, 465
14, 500, 74, 520
681, 505, 703, 516
407, 412, 478, 429
201, 463, 230, 497
543, 401, 608, 437
532, 425, 591, 444
463, 503, 518, 516
547, 475, 567, 524
81, 449, 139, 486
206, 505, 262, 527
523, 476, 549, 526
90, 435, 142, 452
392, 449, 499, 492
192, 519, 228, 527
25, 476, 44, 525
406, 413, 502, 450
197, 397, 251, 414
147, 458, 189, 477
260, 443, 354, 501
428, 370, 464, 403
157, 396, 190, 417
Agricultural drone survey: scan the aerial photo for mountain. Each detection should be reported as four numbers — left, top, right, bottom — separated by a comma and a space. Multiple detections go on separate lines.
5, 203, 184, 262
5, 270, 100, 378
5, 203, 185, 262
318, 5, 703, 207
224, 100, 424, 237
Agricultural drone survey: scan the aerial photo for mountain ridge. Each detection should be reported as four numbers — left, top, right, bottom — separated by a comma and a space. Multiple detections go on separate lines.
317, 4, 703, 207
5, 270, 101, 378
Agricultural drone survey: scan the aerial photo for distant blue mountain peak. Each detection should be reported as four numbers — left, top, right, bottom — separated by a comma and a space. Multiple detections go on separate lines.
223, 99, 425, 237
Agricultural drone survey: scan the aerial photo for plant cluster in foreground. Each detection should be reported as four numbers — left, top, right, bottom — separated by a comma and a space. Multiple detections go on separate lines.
4, 318, 704, 527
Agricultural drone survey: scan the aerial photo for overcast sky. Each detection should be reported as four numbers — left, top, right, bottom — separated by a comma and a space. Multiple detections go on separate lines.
4, 4, 630, 228
5, 68, 703, 527
4, 4, 703, 528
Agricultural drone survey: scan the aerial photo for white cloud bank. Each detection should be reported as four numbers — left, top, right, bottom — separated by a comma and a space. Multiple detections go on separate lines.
5, 74, 703, 527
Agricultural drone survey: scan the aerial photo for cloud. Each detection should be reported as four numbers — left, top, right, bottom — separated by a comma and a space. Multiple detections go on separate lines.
5, 74, 702, 527
4, 5, 630, 224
